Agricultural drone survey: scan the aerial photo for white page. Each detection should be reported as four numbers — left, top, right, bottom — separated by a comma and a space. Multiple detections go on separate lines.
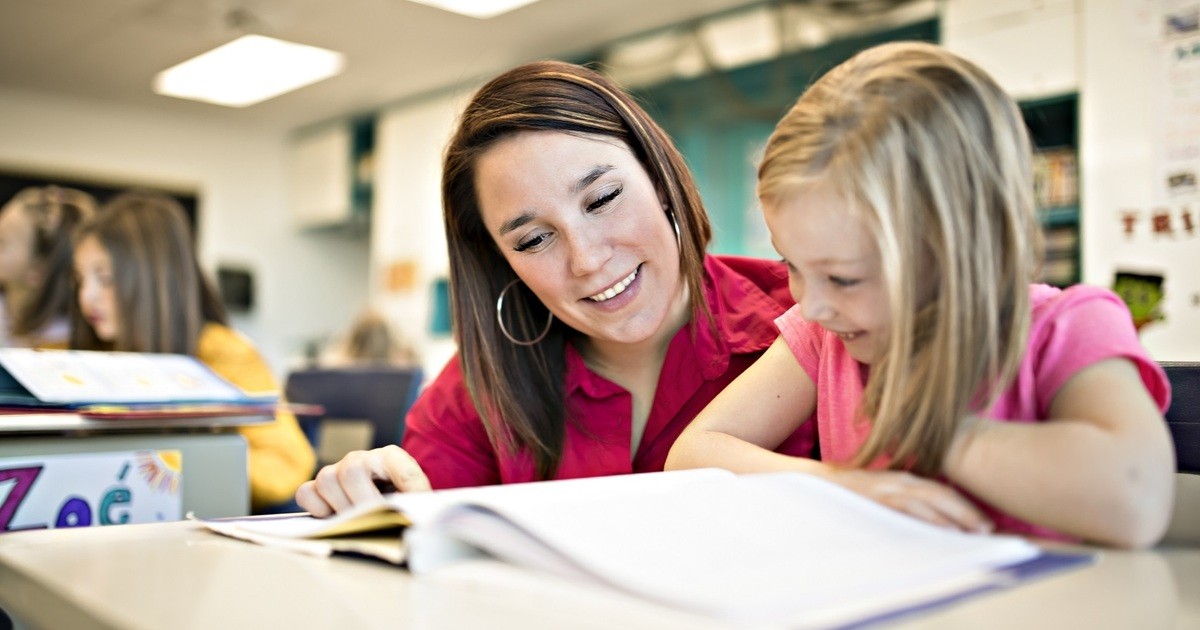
396, 467, 734, 528
421, 472, 1039, 626
205, 468, 731, 546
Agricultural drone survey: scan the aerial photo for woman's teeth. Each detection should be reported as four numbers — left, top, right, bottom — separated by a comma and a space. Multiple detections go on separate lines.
588, 267, 639, 302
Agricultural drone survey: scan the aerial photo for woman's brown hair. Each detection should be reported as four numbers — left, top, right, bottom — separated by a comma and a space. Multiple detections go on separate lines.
443, 60, 713, 479
70, 190, 227, 355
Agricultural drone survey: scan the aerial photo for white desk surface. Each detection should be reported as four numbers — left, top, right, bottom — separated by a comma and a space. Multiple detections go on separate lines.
0, 520, 1196, 630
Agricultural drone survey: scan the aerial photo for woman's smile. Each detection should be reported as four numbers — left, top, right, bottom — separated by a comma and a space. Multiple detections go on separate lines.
587, 264, 640, 302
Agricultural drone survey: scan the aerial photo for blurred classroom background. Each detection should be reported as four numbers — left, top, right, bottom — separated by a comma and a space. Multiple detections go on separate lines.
1, 0, 1196, 387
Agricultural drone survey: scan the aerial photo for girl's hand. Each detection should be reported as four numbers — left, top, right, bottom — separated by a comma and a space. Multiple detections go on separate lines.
826, 469, 993, 534
295, 445, 432, 517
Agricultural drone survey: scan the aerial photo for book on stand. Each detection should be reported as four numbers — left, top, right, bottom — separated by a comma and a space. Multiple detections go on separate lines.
0, 348, 286, 419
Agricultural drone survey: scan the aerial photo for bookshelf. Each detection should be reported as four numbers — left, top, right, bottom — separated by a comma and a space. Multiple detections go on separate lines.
1020, 93, 1079, 286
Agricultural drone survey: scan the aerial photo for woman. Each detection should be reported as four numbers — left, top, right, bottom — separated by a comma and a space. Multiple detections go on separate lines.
0, 186, 95, 347
297, 61, 815, 516
71, 190, 315, 512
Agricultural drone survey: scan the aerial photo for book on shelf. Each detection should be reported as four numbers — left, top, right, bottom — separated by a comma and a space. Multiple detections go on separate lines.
1044, 225, 1080, 251
0, 348, 283, 419
1032, 147, 1078, 209
197, 468, 1092, 628
1041, 256, 1079, 286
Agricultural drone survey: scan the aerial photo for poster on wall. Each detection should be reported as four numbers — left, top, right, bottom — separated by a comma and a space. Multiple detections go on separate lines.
1159, 5, 1200, 203
0, 450, 182, 533
1108, 1, 1200, 358
1126, 25, 1200, 245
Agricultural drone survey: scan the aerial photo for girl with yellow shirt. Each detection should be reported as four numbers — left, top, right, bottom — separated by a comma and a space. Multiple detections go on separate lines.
69, 190, 315, 512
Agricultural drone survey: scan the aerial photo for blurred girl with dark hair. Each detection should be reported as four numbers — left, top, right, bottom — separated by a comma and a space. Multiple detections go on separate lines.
72, 190, 315, 512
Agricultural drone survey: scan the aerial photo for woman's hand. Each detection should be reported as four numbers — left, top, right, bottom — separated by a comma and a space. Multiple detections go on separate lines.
295, 445, 432, 517
826, 469, 993, 534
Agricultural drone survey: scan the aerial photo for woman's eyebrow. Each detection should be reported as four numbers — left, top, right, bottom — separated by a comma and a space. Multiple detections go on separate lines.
572, 164, 616, 194
498, 212, 535, 237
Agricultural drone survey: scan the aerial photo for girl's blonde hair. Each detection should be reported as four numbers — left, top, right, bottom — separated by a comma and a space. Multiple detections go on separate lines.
758, 41, 1044, 475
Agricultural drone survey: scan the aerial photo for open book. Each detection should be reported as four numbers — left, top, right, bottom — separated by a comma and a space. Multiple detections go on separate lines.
0, 348, 279, 418
199, 469, 1091, 627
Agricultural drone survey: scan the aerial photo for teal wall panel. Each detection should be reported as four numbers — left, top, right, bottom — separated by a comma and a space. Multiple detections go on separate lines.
634, 19, 939, 256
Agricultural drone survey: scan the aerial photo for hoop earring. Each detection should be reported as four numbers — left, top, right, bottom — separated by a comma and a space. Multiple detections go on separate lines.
669, 211, 682, 251
496, 279, 553, 346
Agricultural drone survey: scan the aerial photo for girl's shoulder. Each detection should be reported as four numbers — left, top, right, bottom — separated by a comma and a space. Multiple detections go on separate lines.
196, 323, 263, 365
1023, 283, 1169, 414
1028, 283, 1131, 331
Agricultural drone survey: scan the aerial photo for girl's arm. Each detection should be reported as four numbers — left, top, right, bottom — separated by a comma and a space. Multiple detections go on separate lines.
944, 358, 1176, 548
667, 338, 991, 532
666, 338, 818, 473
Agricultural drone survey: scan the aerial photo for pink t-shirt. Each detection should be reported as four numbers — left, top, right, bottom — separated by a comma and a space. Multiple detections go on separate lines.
775, 283, 1171, 540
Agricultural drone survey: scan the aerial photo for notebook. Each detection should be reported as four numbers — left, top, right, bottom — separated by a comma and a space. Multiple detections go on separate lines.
198, 469, 1092, 627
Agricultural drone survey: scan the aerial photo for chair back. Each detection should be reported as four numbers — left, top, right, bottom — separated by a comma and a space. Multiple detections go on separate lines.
1161, 362, 1200, 545
1162, 362, 1200, 475
285, 367, 423, 460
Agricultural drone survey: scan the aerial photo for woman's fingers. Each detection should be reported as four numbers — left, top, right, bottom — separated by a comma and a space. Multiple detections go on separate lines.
313, 461, 357, 513
294, 446, 431, 517
294, 480, 331, 517
336, 450, 390, 507
378, 446, 432, 493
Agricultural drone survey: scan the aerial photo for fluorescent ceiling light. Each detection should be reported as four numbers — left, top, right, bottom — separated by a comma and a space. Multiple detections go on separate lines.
698, 6, 781, 71
405, 0, 541, 19
154, 35, 345, 108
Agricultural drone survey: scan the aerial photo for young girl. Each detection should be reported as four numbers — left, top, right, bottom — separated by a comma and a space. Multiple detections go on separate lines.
71, 190, 315, 512
0, 186, 95, 347
665, 42, 1175, 548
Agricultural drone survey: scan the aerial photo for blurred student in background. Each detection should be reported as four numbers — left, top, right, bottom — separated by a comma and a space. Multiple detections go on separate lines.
0, 186, 95, 347
322, 308, 418, 367
70, 190, 315, 512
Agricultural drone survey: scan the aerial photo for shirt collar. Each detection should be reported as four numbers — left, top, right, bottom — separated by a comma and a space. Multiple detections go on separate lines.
564, 255, 790, 394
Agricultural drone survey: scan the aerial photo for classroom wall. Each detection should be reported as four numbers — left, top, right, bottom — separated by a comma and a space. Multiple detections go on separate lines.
1079, 2, 1200, 360
7, 1, 1191, 381
0, 86, 371, 374
371, 90, 474, 379
945, 0, 1200, 360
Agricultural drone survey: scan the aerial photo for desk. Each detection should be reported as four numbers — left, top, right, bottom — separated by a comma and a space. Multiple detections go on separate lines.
0, 520, 1195, 630
0, 413, 269, 520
